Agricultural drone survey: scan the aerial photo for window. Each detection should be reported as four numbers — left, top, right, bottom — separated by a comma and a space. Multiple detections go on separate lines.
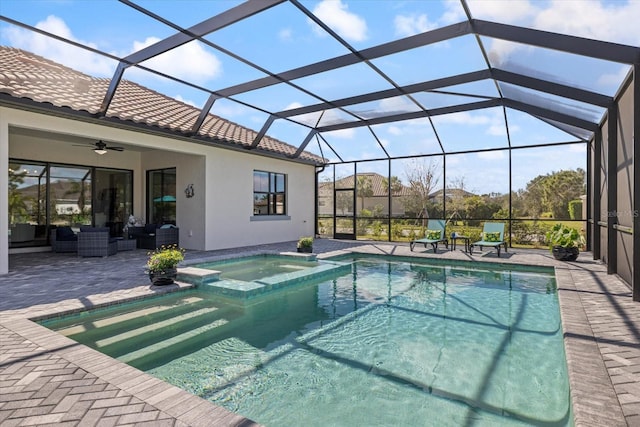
253, 170, 286, 215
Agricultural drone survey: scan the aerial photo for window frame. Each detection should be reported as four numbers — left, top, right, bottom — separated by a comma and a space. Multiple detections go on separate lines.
253, 170, 287, 216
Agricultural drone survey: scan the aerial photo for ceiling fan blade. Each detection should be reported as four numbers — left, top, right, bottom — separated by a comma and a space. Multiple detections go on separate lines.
107, 146, 124, 151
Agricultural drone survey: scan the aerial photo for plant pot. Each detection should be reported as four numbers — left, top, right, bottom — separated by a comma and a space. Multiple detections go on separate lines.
149, 268, 177, 285
297, 246, 312, 253
552, 246, 579, 261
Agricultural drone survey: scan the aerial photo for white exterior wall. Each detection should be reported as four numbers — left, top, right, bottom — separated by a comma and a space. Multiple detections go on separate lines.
206, 148, 315, 250
2, 106, 317, 272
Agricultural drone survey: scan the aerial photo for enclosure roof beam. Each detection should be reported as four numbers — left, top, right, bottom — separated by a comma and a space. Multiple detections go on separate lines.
491, 69, 613, 107
316, 99, 502, 133
503, 99, 599, 132
473, 19, 640, 64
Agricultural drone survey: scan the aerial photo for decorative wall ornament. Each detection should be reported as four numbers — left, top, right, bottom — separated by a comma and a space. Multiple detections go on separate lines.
184, 184, 194, 198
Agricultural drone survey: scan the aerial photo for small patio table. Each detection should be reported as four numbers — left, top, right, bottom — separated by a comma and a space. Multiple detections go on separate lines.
450, 235, 470, 252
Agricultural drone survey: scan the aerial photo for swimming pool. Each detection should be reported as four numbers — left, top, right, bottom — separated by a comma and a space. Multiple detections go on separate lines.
42, 256, 571, 426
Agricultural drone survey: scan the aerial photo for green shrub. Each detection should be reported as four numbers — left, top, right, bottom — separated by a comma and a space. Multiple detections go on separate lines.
568, 200, 583, 220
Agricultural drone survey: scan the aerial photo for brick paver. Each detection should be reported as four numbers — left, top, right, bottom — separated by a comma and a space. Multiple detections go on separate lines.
1, 240, 638, 426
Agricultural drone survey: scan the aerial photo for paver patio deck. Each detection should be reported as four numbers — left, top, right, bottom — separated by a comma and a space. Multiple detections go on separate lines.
1, 239, 638, 426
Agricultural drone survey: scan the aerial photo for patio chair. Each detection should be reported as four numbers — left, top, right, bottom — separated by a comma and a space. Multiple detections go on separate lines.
50, 226, 78, 253
129, 224, 179, 250
410, 219, 448, 252
469, 222, 507, 257
77, 227, 117, 257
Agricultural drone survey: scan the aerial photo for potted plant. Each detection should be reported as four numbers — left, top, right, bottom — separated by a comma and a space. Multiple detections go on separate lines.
546, 223, 584, 261
146, 244, 185, 285
297, 236, 314, 253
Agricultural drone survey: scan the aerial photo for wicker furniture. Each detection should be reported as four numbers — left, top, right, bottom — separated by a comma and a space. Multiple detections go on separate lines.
128, 225, 179, 250
50, 227, 78, 253
116, 238, 137, 251
10, 223, 36, 243
77, 227, 117, 257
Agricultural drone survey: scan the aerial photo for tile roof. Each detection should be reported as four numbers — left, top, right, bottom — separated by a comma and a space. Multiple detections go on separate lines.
0, 47, 324, 164
322, 172, 411, 197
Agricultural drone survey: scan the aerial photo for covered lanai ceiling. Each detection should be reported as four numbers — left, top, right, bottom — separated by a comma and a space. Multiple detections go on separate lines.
1, 0, 638, 164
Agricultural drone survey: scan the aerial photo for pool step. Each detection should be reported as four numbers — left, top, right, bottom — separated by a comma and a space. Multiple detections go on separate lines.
95, 306, 222, 348
177, 266, 221, 286
56, 296, 205, 336
116, 316, 240, 366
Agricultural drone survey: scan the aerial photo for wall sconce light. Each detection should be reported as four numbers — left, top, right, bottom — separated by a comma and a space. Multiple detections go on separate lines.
185, 184, 194, 198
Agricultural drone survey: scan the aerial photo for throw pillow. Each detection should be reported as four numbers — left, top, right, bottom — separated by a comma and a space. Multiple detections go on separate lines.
56, 226, 77, 241
484, 231, 501, 242
426, 229, 441, 240
144, 224, 157, 234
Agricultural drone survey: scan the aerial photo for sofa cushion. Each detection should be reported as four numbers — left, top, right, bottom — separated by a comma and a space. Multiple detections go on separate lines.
56, 226, 77, 241
144, 224, 158, 234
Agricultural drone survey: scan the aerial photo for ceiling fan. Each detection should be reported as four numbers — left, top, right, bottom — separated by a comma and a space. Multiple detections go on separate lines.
75, 140, 124, 155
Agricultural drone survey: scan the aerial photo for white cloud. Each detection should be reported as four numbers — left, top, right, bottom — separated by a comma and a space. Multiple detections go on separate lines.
534, 0, 640, 45
387, 125, 404, 136
311, 0, 368, 42
285, 102, 303, 110
394, 14, 436, 37
130, 38, 221, 85
466, 0, 537, 23
323, 128, 355, 139
568, 143, 587, 153
477, 150, 505, 160
3, 15, 223, 85
598, 65, 632, 87
433, 111, 491, 125
487, 124, 506, 136
3, 15, 114, 76
279, 28, 293, 41
174, 95, 197, 108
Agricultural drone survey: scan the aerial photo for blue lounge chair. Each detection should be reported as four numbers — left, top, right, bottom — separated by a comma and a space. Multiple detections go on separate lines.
469, 222, 507, 257
410, 220, 448, 253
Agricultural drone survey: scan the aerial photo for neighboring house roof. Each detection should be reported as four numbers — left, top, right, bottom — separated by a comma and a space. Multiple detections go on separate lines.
0, 46, 324, 165
320, 173, 411, 197
429, 188, 477, 200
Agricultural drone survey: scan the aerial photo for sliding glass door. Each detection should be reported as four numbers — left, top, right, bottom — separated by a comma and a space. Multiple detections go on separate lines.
8, 159, 133, 247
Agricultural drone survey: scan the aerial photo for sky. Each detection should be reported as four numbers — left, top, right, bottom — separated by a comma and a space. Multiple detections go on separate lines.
1, 0, 638, 194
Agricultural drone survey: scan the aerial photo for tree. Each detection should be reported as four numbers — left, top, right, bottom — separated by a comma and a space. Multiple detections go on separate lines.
8, 169, 29, 224
445, 175, 468, 222
356, 175, 373, 211
521, 169, 585, 219
381, 175, 403, 195
402, 159, 441, 225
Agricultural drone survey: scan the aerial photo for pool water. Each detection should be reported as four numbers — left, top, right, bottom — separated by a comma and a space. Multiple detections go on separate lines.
42, 257, 571, 427
193, 255, 320, 282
